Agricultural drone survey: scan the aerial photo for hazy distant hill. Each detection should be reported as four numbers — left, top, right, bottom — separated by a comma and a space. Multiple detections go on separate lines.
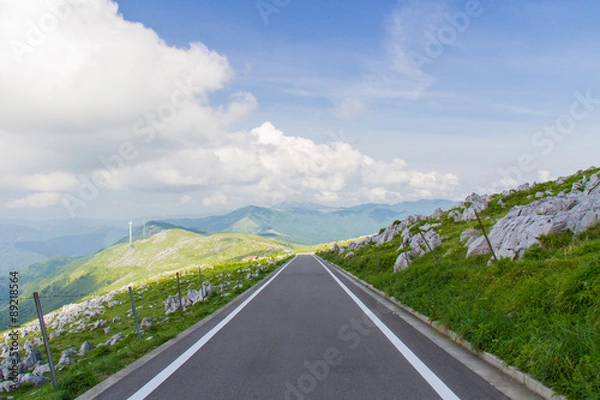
0, 220, 126, 272
165, 200, 455, 245
0, 229, 294, 330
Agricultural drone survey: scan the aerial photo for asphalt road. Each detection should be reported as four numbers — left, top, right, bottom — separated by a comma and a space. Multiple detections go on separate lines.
82, 255, 543, 400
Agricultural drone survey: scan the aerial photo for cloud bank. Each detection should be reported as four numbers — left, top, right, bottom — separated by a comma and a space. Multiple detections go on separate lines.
0, 0, 459, 218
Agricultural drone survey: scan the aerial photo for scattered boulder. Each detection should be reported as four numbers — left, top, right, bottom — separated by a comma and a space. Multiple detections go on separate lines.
97, 333, 125, 347
459, 193, 489, 221
461, 228, 482, 247
19, 372, 50, 386
58, 348, 77, 366
32, 363, 50, 376
163, 295, 180, 315
0, 380, 15, 392
431, 208, 444, 219
78, 341, 93, 356
140, 318, 155, 328
49, 329, 63, 340
22, 344, 44, 370
393, 252, 411, 271
393, 229, 442, 272
92, 319, 107, 329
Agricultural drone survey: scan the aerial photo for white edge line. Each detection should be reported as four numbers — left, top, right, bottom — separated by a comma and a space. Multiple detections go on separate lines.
127, 255, 298, 400
313, 255, 461, 400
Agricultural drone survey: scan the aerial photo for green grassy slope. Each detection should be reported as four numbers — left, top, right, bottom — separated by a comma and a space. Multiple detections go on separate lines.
1, 230, 295, 330
319, 167, 600, 399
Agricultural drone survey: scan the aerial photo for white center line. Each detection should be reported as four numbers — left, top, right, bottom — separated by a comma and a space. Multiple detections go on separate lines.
314, 255, 461, 400
127, 256, 297, 400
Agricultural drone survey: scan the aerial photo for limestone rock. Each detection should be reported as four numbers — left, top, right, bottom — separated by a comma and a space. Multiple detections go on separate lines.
164, 295, 180, 315
32, 363, 50, 376
467, 186, 600, 259
393, 229, 442, 272
140, 318, 155, 328
92, 319, 107, 329
0, 380, 15, 392
107, 333, 124, 346
431, 208, 444, 219
58, 348, 77, 366
78, 341, 93, 356
393, 253, 411, 271
460, 228, 481, 247
19, 372, 50, 386
22, 344, 44, 370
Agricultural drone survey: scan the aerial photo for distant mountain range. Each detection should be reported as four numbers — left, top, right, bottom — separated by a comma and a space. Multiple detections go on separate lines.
0, 199, 455, 329
0, 219, 127, 273
0, 199, 454, 274
0, 230, 294, 330
164, 200, 455, 245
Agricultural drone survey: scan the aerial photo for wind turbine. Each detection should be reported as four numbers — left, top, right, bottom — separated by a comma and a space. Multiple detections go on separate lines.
128, 221, 133, 245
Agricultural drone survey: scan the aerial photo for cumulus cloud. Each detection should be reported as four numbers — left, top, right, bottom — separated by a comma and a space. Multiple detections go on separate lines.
5, 192, 65, 209
105, 122, 459, 204
0, 1, 460, 217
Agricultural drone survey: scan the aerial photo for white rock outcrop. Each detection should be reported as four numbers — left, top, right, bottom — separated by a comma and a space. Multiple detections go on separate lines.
394, 229, 442, 271
467, 174, 600, 259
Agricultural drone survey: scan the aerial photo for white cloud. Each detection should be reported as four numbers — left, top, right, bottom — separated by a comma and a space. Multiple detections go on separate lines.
0, 171, 79, 192
106, 122, 459, 205
203, 192, 228, 207
177, 194, 192, 206
0, 1, 461, 217
5, 192, 64, 209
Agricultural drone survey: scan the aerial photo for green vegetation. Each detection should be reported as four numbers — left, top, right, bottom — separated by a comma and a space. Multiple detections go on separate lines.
319, 168, 600, 400
7, 256, 292, 399
0, 230, 296, 330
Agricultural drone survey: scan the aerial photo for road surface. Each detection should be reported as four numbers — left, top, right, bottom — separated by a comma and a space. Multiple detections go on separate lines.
81, 255, 543, 400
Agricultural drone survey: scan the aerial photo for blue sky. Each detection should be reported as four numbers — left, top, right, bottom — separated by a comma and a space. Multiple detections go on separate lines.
0, 0, 599, 219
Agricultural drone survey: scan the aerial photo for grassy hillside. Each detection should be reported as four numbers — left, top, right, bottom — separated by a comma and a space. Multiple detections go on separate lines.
110, 220, 207, 246
0, 230, 295, 330
6, 256, 292, 399
319, 167, 600, 399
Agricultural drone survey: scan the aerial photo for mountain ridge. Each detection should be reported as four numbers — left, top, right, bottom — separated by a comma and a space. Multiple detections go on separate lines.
164, 199, 455, 245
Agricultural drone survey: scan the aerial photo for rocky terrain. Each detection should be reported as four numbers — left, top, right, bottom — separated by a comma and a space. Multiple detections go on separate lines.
332, 168, 600, 269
